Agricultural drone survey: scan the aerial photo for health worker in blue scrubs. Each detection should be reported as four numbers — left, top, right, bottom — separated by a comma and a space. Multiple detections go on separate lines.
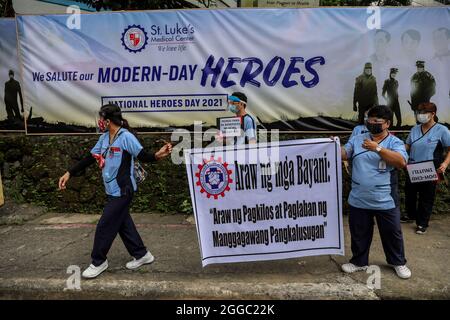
227, 92, 257, 145
402, 102, 450, 234
58, 104, 172, 279
339, 105, 412, 279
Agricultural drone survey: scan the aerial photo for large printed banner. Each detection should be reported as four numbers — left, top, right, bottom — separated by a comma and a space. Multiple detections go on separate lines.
0, 18, 25, 131
16, 8, 450, 134
185, 138, 344, 266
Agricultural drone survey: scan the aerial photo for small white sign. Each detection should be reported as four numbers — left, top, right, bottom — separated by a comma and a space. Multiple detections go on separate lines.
218, 117, 242, 137
407, 161, 438, 183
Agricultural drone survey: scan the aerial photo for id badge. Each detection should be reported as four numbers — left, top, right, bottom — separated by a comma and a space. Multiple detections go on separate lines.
378, 160, 387, 171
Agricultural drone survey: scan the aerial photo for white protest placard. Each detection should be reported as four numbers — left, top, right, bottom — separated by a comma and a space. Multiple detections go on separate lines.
184, 138, 344, 266
407, 161, 438, 183
217, 117, 242, 137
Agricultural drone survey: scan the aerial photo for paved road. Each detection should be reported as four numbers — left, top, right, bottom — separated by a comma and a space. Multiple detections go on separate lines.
0, 210, 448, 299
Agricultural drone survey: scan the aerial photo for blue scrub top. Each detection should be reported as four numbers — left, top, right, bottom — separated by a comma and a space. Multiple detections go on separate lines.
349, 124, 368, 141
91, 128, 143, 197
345, 132, 408, 210
406, 123, 450, 164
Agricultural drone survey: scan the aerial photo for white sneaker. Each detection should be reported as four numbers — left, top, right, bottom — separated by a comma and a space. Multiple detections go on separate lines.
341, 263, 368, 273
126, 251, 155, 270
82, 260, 108, 279
393, 265, 411, 279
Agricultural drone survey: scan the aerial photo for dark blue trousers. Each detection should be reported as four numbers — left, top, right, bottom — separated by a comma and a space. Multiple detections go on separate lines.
91, 194, 147, 266
349, 205, 407, 267
405, 179, 437, 228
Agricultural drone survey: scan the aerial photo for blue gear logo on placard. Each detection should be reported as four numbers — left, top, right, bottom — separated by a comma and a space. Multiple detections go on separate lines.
195, 156, 233, 200
121, 25, 148, 53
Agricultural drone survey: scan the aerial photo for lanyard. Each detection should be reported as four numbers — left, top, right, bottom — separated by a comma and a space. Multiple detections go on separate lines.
102, 127, 122, 158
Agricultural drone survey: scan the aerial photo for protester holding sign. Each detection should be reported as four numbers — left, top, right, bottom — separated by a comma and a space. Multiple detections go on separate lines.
227, 92, 257, 145
58, 104, 172, 279
340, 105, 411, 279
402, 102, 450, 234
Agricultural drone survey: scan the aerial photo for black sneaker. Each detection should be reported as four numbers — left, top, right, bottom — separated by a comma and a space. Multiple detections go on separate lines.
400, 216, 413, 223
416, 226, 427, 234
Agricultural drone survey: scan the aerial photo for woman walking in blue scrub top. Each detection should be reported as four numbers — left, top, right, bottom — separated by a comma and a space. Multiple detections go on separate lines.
58, 104, 172, 279
339, 105, 411, 279
401, 102, 450, 234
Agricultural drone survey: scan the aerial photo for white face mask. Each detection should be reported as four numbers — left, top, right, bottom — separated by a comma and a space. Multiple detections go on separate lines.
416, 113, 430, 124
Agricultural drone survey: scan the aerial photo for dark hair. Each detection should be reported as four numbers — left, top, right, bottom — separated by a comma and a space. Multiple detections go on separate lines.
8, 70, 14, 76
401, 29, 421, 42
99, 103, 135, 134
418, 102, 439, 122
231, 92, 248, 105
368, 105, 393, 122
375, 29, 391, 42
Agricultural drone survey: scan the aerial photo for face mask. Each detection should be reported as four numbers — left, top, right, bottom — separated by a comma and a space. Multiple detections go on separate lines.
366, 122, 384, 135
364, 69, 372, 76
416, 113, 430, 124
9, 75, 13, 80
97, 119, 107, 132
228, 104, 238, 114
92, 154, 105, 169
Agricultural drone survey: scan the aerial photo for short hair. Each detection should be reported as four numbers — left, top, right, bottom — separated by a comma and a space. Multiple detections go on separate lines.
401, 29, 421, 42
433, 27, 450, 39
375, 29, 391, 42
230, 92, 247, 103
368, 105, 393, 121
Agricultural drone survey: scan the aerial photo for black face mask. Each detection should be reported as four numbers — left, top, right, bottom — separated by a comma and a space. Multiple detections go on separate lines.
366, 122, 384, 135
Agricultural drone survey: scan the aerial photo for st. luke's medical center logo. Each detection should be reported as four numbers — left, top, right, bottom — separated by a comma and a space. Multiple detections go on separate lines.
121, 25, 148, 53
195, 156, 233, 200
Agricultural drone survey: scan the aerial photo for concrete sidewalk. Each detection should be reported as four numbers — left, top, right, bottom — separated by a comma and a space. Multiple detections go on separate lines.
0, 207, 449, 299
